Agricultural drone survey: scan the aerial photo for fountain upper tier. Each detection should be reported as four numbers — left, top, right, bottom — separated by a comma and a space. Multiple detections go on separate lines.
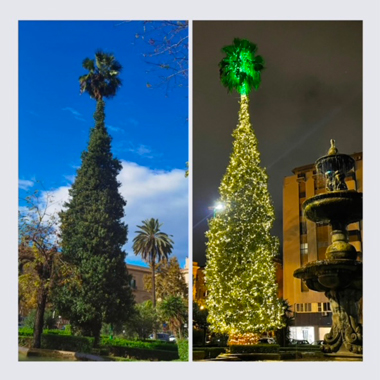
303, 190, 362, 226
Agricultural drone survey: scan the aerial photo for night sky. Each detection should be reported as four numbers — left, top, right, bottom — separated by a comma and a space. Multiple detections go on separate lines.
193, 21, 362, 266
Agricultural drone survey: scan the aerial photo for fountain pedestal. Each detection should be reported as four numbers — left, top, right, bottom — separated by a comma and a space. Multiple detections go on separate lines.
293, 140, 363, 359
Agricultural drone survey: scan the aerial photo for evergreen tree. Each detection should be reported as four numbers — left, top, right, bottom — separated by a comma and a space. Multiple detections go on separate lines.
144, 257, 188, 301
205, 39, 284, 342
56, 52, 134, 345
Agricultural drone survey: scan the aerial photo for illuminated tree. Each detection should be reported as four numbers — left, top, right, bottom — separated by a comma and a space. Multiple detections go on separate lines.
205, 39, 284, 342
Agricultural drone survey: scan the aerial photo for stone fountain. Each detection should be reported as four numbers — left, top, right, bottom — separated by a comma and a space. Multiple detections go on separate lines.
294, 140, 363, 358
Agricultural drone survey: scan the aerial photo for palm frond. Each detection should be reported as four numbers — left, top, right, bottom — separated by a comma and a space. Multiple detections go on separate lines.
219, 38, 265, 96
79, 50, 122, 101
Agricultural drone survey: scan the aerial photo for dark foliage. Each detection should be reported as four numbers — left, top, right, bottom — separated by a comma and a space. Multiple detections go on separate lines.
56, 96, 134, 345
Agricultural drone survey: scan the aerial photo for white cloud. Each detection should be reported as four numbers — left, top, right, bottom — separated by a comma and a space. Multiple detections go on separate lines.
107, 124, 124, 134
19, 179, 34, 190
62, 107, 86, 122
118, 161, 188, 266
37, 161, 188, 267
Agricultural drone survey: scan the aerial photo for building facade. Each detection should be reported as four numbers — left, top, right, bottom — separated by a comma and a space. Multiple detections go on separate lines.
126, 264, 152, 303
193, 262, 207, 307
282, 152, 362, 343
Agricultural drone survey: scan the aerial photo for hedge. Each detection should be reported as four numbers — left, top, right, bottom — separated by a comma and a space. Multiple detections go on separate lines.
229, 344, 280, 354
281, 345, 321, 352
18, 328, 70, 337
193, 350, 206, 361
193, 347, 226, 360
106, 345, 179, 361
177, 339, 188, 361
19, 334, 94, 353
100, 337, 177, 352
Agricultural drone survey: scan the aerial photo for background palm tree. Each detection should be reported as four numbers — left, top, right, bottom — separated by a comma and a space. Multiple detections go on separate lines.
133, 218, 174, 308
79, 50, 122, 102
159, 296, 187, 339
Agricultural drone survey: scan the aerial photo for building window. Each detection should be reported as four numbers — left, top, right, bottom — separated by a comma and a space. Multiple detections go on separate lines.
296, 303, 312, 312
318, 303, 322, 312
323, 302, 331, 312
130, 278, 137, 289
300, 243, 308, 255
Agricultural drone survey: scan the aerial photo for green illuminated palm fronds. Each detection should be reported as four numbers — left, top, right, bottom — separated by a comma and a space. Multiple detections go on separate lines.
219, 38, 264, 96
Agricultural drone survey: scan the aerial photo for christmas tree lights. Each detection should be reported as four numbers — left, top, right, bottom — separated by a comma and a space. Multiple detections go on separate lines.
205, 39, 284, 343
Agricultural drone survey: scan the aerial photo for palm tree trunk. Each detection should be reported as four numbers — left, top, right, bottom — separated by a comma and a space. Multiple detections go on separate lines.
151, 260, 157, 339
239, 94, 250, 126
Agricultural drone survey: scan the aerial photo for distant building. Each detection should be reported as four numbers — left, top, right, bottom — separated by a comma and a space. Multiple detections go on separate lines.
193, 262, 207, 307
126, 264, 152, 303
282, 152, 362, 343
126, 259, 190, 304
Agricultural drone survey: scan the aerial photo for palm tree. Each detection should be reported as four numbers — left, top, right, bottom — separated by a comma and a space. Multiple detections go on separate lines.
159, 296, 187, 339
133, 218, 174, 308
79, 51, 122, 102
219, 38, 264, 123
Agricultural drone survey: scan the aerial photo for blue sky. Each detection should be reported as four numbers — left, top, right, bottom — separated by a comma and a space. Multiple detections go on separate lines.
19, 21, 188, 267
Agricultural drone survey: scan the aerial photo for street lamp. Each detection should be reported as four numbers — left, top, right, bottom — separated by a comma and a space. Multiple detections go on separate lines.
209, 202, 225, 217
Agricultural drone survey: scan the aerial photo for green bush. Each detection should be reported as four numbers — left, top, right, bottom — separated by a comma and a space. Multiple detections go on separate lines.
229, 344, 280, 354
18, 327, 33, 336
192, 347, 226, 360
18, 333, 93, 353
193, 350, 206, 361
177, 339, 188, 361
203, 347, 226, 358
100, 337, 177, 352
106, 345, 179, 361
41, 334, 94, 352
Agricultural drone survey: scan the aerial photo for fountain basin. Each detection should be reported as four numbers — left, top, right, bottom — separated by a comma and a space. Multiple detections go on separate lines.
294, 260, 362, 292
303, 190, 362, 225
315, 153, 355, 175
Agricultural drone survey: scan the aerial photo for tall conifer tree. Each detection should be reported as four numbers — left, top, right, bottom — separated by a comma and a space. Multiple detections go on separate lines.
56, 52, 134, 344
205, 39, 284, 343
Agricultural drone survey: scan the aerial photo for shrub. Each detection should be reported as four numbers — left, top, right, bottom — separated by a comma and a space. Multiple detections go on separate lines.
18, 333, 93, 353
193, 347, 225, 360
177, 339, 188, 361
19, 327, 33, 336
203, 347, 226, 358
229, 344, 280, 354
41, 334, 93, 352
100, 337, 177, 352
193, 350, 206, 361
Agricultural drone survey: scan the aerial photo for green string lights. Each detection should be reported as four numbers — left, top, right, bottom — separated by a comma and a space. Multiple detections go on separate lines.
219, 38, 264, 96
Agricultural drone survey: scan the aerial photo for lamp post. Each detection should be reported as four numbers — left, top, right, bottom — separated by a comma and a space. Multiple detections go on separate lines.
209, 202, 225, 218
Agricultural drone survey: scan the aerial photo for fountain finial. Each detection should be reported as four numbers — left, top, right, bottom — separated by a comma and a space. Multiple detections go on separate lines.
328, 139, 338, 155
